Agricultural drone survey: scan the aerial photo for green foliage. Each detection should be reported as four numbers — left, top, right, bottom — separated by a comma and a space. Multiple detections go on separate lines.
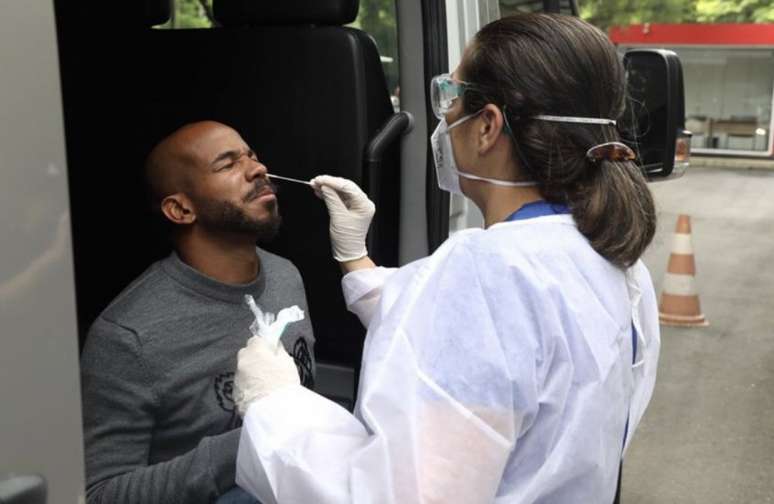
696, 0, 774, 22
580, 0, 698, 31
174, 0, 214, 28
579, 0, 774, 31
155, 0, 214, 29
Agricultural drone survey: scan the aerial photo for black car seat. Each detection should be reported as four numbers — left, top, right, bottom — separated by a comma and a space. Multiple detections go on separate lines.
59, 0, 400, 396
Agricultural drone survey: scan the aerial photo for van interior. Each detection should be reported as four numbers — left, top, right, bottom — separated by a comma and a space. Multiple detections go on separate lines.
55, 0, 410, 406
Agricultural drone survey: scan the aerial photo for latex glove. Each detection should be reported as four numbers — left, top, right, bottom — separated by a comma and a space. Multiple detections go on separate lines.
234, 335, 300, 416
234, 296, 305, 416
310, 175, 375, 262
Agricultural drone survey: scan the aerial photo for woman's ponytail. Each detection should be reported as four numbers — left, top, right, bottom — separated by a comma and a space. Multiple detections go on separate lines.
569, 159, 656, 268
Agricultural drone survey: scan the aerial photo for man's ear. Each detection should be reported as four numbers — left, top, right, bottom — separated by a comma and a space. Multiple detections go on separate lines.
160, 193, 196, 225
477, 103, 505, 155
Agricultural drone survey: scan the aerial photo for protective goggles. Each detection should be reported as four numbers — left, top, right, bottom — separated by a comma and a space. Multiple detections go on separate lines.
430, 72, 622, 133
430, 73, 474, 119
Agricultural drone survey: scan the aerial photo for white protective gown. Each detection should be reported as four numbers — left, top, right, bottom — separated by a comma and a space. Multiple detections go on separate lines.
236, 213, 660, 503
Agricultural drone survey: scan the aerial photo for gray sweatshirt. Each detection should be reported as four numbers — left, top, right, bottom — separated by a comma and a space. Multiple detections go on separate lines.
80, 248, 315, 504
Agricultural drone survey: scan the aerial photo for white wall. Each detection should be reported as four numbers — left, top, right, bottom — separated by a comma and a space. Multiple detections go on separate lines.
675, 47, 774, 152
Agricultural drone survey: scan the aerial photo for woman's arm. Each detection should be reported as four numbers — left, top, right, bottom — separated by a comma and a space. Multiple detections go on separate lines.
235, 238, 526, 503
339, 255, 376, 274
340, 264, 397, 328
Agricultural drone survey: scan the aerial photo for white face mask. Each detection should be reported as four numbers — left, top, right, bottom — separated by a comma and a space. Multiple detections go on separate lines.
430, 113, 538, 195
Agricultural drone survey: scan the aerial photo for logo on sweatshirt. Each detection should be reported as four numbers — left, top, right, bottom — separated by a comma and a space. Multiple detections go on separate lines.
293, 338, 314, 389
214, 372, 241, 430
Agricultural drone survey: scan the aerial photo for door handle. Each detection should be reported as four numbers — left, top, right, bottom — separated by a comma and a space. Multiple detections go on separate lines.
363, 111, 414, 262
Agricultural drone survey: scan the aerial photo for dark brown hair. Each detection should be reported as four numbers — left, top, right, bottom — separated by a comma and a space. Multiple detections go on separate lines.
461, 13, 656, 268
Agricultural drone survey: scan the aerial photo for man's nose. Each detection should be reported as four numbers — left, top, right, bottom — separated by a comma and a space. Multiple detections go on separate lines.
245, 158, 268, 181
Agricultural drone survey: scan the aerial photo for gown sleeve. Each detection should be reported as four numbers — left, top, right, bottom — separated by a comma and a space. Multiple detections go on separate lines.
236, 237, 538, 503
341, 266, 398, 328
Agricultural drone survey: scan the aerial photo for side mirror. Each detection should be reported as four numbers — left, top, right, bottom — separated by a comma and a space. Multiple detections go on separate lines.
620, 49, 692, 180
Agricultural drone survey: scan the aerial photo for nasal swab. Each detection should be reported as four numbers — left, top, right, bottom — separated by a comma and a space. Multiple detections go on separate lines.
267, 174, 313, 186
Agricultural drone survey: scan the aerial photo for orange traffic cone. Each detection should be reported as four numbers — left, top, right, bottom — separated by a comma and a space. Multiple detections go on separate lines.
659, 215, 708, 327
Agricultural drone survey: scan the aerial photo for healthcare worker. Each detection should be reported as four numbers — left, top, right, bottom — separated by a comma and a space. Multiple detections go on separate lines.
233, 13, 660, 504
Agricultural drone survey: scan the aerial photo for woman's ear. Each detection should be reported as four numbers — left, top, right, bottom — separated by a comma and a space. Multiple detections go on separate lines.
477, 103, 505, 154
161, 193, 196, 226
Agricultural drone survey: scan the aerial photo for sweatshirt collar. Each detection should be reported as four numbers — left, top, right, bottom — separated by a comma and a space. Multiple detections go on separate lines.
161, 250, 266, 304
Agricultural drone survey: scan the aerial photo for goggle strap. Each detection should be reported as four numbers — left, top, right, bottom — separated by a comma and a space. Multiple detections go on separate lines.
533, 114, 617, 126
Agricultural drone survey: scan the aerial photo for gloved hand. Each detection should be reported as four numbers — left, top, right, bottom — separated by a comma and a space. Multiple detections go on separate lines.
234, 335, 300, 417
235, 296, 303, 416
310, 175, 376, 262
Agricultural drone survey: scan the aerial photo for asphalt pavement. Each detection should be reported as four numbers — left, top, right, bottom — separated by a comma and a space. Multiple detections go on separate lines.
623, 166, 774, 503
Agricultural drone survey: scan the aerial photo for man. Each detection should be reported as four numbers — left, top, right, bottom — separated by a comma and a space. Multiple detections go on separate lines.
80, 121, 315, 503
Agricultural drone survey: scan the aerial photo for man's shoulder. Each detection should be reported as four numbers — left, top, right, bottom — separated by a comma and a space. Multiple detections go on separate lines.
97, 257, 178, 332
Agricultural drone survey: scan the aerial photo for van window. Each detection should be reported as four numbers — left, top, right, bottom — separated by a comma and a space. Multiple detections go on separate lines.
154, 0, 215, 29
348, 0, 400, 111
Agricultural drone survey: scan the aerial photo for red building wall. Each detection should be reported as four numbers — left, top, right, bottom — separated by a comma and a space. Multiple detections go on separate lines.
609, 24, 774, 46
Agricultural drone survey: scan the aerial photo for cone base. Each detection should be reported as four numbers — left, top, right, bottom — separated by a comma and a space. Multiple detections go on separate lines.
659, 312, 709, 327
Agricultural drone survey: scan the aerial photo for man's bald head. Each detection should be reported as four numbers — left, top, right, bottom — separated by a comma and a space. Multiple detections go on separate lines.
145, 121, 236, 209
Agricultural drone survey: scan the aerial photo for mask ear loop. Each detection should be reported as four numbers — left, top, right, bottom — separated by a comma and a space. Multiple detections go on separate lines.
501, 104, 519, 137
501, 105, 537, 179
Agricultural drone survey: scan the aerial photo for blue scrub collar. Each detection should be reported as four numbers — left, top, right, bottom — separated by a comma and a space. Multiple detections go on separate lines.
505, 200, 570, 222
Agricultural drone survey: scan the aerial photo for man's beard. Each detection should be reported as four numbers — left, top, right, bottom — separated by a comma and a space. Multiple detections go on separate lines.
195, 194, 281, 243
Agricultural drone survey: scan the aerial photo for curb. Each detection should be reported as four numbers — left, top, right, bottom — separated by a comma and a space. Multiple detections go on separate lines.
691, 156, 774, 171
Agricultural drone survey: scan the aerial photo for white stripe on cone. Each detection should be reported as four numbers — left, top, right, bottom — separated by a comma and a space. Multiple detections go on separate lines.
662, 272, 698, 297
671, 233, 694, 255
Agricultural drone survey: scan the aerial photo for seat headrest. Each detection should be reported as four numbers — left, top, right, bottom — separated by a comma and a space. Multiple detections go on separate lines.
214, 0, 359, 26
70, 0, 170, 28
138, 0, 172, 27
145, 0, 172, 27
